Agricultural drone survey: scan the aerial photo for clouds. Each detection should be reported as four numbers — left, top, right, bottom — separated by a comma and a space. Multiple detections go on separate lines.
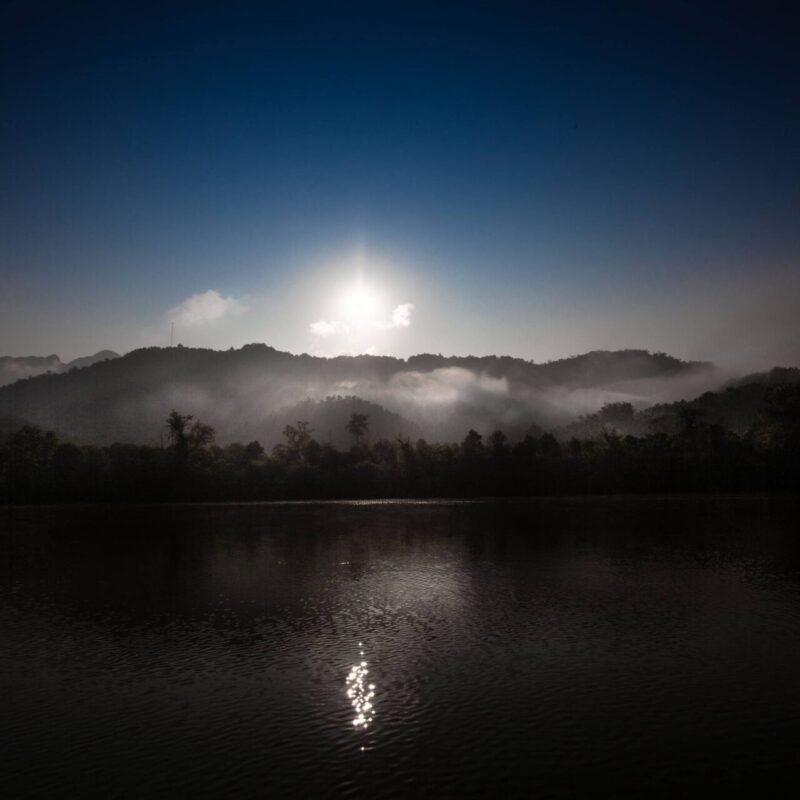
307, 318, 352, 355
387, 303, 414, 329
309, 319, 347, 339
309, 302, 416, 354
167, 290, 244, 326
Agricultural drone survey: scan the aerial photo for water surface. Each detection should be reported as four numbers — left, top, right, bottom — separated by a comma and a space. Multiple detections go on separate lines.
2, 497, 799, 797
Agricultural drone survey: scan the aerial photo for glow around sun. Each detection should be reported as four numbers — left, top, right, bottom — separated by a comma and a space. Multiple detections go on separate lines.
337, 282, 385, 327
307, 260, 415, 354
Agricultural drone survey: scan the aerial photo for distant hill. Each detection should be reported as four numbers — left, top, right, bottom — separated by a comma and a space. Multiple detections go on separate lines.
0, 344, 717, 445
64, 350, 120, 372
556, 367, 800, 440
0, 355, 63, 386
723, 367, 800, 389
645, 384, 775, 436
398, 349, 712, 387
0, 350, 119, 387
262, 396, 421, 449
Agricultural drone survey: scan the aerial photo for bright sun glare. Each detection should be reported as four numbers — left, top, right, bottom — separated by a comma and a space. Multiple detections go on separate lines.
338, 283, 383, 326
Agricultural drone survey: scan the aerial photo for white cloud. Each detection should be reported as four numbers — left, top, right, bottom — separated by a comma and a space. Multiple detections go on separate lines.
389, 303, 414, 328
375, 302, 415, 330
167, 290, 244, 326
309, 319, 348, 338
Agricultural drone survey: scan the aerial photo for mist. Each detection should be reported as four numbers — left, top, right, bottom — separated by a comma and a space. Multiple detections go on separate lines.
0, 345, 740, 447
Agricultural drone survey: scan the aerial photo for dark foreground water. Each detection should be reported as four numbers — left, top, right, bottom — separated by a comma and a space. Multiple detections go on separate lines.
1, 497, 799, 798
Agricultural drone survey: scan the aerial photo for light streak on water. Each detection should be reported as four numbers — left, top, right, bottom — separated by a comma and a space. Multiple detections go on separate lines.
345, 641, 376, 730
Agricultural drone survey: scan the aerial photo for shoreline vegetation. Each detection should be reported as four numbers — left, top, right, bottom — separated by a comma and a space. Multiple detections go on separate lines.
1, 383, 798, 504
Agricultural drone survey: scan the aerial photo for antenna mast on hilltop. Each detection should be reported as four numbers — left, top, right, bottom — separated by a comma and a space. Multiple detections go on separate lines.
170, 322, 174, 348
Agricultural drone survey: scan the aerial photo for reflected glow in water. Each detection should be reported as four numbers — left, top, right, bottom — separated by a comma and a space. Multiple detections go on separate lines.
5, 500, 800, 796
345, 642, 376, 729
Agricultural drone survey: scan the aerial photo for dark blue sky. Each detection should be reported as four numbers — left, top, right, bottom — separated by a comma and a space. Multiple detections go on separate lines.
2, 1, 798, 366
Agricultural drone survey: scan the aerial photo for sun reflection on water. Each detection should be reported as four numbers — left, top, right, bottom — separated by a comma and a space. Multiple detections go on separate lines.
346, 642, 376, 730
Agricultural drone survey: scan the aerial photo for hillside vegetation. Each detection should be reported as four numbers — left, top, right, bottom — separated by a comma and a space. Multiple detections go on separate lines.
0, 344, 715, 445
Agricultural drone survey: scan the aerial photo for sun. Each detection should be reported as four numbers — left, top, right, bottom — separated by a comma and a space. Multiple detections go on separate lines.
338, 282, 384, 326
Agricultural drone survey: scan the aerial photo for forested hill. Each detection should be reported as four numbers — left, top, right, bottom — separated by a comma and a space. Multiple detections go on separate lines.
0, 344, 713, 445
556, 370, 800, 441
723, 367, 800, 389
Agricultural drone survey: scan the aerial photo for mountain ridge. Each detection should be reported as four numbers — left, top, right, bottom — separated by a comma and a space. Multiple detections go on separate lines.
0, 343, 722, 445
0, 350, 119, 387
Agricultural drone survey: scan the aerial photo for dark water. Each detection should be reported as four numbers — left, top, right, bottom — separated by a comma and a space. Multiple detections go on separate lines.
2, 497, 800, 798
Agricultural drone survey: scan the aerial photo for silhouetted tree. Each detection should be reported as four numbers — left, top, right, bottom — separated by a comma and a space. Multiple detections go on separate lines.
346, 413, 369, 446
2, 389, 799, 503
165, 410, 215, 467
166, 410, 192, 466
188, 420, 215, 451
243, 440, 265, 462
461, 429, 484, 457
488, 430, 508, 455
274, 421, 314, 463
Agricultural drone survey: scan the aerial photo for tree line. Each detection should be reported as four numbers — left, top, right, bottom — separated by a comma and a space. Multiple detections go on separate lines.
1, 384, 798, 503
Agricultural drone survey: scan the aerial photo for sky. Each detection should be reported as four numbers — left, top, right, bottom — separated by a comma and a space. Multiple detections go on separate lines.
1, 0, 798, 369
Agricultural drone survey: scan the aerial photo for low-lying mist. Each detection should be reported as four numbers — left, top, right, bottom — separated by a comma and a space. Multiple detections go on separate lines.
0, 345, 741, 446
140, 352, 729, 444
